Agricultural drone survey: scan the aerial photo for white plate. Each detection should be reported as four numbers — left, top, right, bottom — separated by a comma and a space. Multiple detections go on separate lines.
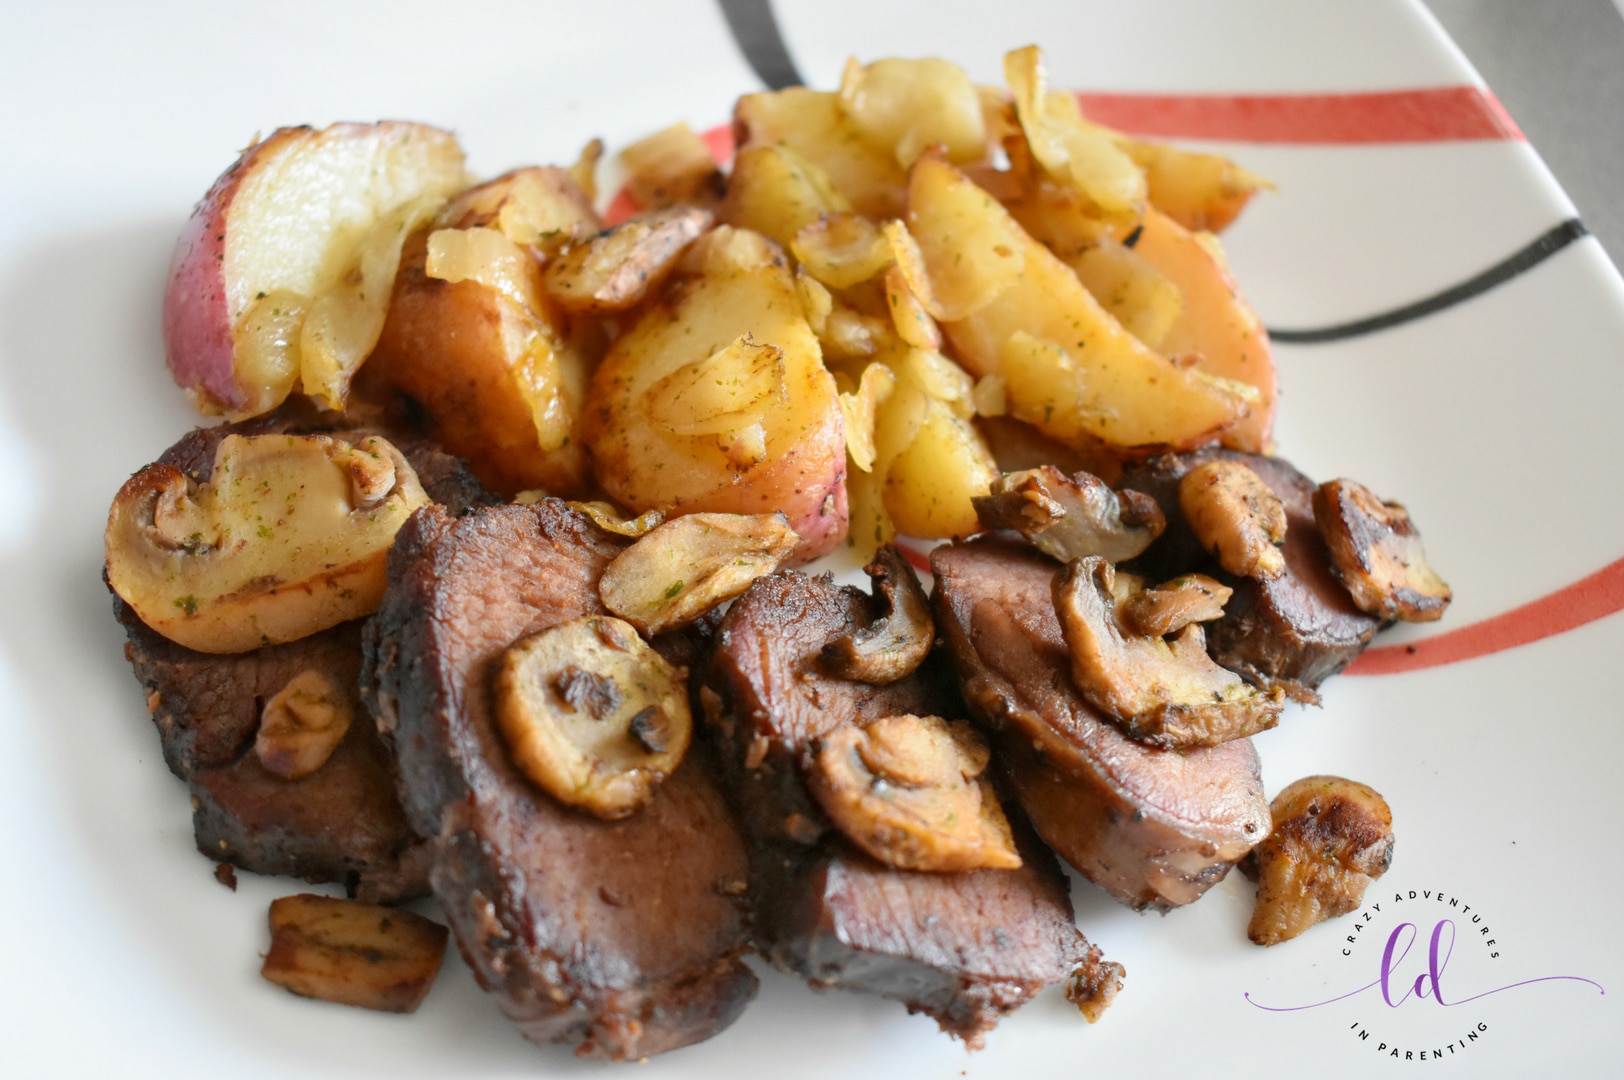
1, 1, 1618, 1075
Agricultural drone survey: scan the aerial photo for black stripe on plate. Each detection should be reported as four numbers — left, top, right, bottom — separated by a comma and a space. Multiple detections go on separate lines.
1268, 218, 1590, 343
717, 0, 805, 89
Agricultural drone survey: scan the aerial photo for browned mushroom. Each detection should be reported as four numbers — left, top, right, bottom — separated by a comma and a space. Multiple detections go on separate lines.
493, 615, 692, 820
254, 669, 353, 780
104, 433, 429, 653
598, 512, 800, 635
805, 713, 1021, 872
1120, 573, 1233, 637
1313, 479, 1451, 622
261, 894, 448, 1013
1053, 557, 1283, 747
1247, 775, 1395, 946
821, 544, 934, 683
972, 466, 1164, 563
1179, 459, 1286, 579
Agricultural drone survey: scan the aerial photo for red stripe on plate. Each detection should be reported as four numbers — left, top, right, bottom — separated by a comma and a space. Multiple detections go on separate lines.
1074, 87, 1524, 144
1347, 555, 1624, 675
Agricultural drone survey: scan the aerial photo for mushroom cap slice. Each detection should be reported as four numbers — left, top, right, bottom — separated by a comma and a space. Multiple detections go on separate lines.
1313, 479, 1451, 622
105, 433, 429, 654
807, 713, 1021, 873
494, 615, 691, 820
598, 512, 800, 636
820, 544, 933, 684
1247, 775, 1395, 946
1179, 458, 1286, 579
1053, 556, 1283, 747
972, 465, 1164, 564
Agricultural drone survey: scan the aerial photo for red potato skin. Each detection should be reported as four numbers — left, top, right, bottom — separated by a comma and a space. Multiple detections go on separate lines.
598, 397, 849, 564
164, 129, 311, 415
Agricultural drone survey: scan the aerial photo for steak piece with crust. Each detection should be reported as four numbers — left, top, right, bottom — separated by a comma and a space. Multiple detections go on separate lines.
362, 501, 756, 1061
1119, 449, 1381, 698
118, 605, 430, 902
701, 568, 1116, 1047
932, 538, 1270, 912
108, 412, 493, 902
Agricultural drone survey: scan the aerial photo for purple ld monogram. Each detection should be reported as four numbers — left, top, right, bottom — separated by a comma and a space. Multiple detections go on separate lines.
1245, 919, 1604, 1013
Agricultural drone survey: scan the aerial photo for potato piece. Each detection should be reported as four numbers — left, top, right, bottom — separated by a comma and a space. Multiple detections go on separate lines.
909, 155, 1246, 452
822, 544, 933, 684
1118, 138, 1273, 233
883, 264, 943, 350
1180, 459, 1287, 579
542, 206, 713, 314
837, 56, 987, 167
164, 122, 467, 419
105, 434, 428, 654
791, 212, 892, 289
1132, 208, 1275, 452
584, 227, 847, 560
1066, 239, 1184, 350
495, 615, 691, 818
619, 122, 724, 210
807, 714, 1021, 872
719, 144, 851, 251
1002, 174, 1134, 261
1313, 479, 1451, 622
1248, 777, 1395, 946
734, 88, 907, 218
1005, 46, 1145, 218
972, 465, 1165, 563
1054, 557, 1283, 747
845, 458, 895, 561
599, 512, 799, 636
445, 165, 600, 246
891, 190, 1025, 322
883, 402, 997, 539
364, 217, 594, 497
839, 361, 896, 473
255, 669, 352, 780
262, 894, 448, 1013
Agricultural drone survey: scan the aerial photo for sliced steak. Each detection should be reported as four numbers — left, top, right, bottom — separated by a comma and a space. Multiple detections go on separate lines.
117, 605, 429, 902
362, 501, 756, 1061
701, 568, 1113, 1047
931, 538, 1269, 912
109, 413, 492, 902
1119, 449, 1381, 698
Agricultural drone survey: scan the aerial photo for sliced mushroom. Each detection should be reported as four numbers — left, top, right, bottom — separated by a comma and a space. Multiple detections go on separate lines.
807, 713, 1021, 873
598, 512, 800, 635
821, 545, 933, 684
1121, 573, 1232, 637
255, 669, 353, 780
1053, 557, 1283, 747
1313, 479, 1451, 622
494, 615, 691, 820
261, 894, 448, 1013
105, 433, 429, 654
1247, 775, 1395, 946
1179, 459, 1286, 579
972, 466, 1164, 563
542, 206, 713, 314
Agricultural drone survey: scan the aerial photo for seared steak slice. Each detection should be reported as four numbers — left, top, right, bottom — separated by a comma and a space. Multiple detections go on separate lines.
117, 605, 429, 902
363, 501, 756, 1060
702, 569, 1112, 1047
1120, 449, 1381, 697
931, 538, 1269, 911
108, 414, 492, 902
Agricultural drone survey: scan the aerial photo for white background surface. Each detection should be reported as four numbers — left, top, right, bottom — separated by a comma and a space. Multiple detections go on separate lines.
0, 1, 1618, 1075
